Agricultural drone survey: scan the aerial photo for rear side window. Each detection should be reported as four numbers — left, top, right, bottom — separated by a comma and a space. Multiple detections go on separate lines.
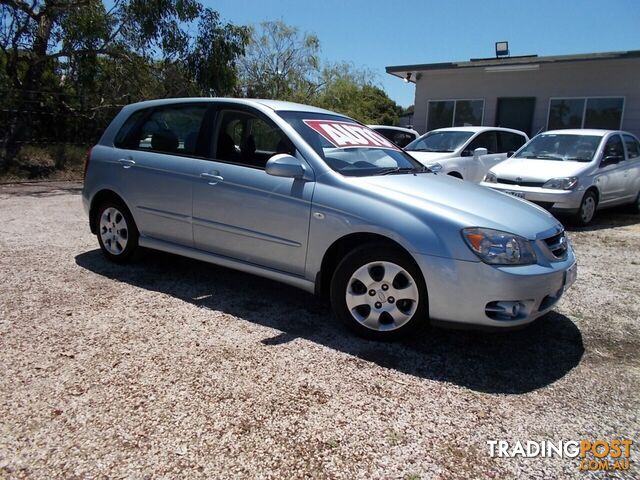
114, 110, 145, 148
498, 132, 527, 153
623, 134, 640, 159
136, 105, 208, 155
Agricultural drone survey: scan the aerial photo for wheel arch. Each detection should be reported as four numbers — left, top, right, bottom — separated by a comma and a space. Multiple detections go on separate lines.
316, 232, 425, 299
89, 189, 132, 234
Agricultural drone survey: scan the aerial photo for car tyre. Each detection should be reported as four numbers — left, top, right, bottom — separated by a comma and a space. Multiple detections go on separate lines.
330, 245, 428, 340
95, 200, 139, 263
573, 190, 598, 226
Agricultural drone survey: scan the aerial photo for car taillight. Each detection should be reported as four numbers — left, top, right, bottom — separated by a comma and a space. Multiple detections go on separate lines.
83, 147, 93, 180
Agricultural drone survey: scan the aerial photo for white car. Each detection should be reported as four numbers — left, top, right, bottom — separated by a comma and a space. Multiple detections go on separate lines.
368, 125, 419, 148
481, 129, 640, 225
405, 126, 529, 182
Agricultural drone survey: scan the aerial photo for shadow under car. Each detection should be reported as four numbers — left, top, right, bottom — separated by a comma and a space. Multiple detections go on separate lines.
75, 249, 584, 395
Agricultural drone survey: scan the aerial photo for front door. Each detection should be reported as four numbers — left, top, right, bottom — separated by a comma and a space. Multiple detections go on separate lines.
496, 97, 536, 136
463, 130, 507, 182
596, 134, 628, 206
191, 107, 314, 275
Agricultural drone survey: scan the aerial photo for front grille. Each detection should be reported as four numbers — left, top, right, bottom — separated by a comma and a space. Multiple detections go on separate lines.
543, 231, 568, 259
497, 178, 545, 187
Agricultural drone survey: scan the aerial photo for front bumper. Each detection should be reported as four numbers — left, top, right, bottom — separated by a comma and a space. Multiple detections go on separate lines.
479, 182, 585, 213
414, 249, 576, 328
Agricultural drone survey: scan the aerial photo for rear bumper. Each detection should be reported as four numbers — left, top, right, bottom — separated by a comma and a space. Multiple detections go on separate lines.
480, 182, 585, 213
414, 250, 576, 328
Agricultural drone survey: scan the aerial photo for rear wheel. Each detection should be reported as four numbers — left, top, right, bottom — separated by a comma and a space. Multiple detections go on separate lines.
573, 190, 597, 226
330, 245, 428, 340
96, 201, 139, 263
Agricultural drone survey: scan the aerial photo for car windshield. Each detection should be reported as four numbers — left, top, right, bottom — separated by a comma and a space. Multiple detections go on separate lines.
405, 130, 474, 152
514, 134, 602, 162
278, 111, 427, 177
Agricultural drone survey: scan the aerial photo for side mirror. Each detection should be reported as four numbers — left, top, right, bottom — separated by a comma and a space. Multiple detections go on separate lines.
473, 147, 488, 158
601, 155, 622, 167
265, 154, 309, 179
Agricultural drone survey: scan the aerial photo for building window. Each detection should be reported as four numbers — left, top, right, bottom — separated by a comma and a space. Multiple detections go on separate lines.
427, 99, 484, 131
548, 97, 624, 130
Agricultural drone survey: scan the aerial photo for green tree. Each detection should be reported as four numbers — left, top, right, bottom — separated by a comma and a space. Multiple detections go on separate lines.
0, 0, 248, 166
314, 62, 402, 125
239, 20, 320, 100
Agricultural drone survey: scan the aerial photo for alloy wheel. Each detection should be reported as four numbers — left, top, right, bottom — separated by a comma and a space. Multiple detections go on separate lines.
345, 261, 419, 331
99, 207, 129, 255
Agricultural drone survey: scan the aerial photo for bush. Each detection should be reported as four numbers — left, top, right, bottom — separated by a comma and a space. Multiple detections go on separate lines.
51, 145, 88, 170
13, 146, 56, 178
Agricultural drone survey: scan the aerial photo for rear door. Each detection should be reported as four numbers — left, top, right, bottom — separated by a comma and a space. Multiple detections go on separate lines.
191, 105, 314, 275
115, 103, 209, 246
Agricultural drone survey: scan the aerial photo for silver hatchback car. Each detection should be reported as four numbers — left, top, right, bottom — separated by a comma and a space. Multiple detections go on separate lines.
83, 98, 577, 339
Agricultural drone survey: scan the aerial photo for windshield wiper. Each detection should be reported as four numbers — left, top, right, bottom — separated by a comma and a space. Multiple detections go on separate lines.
408, 148, 452, 153
374, 166, 430, 176
565, 157, 592, 162
534, 154, 564, 161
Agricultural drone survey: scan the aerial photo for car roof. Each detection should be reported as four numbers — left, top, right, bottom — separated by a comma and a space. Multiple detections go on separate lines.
367, 125, 418, 133
124, 97, 340, 115
541, 129, 616, 136
429, 126, 527, 135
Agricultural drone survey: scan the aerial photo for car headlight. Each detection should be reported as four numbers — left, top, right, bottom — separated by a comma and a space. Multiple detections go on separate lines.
484, 171, 497, 183
462, 227, 536, 265
542, 177, 578, 190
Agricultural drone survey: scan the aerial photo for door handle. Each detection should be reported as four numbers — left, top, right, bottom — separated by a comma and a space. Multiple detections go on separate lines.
200, 172, 224, 184
118, 158, 136, 169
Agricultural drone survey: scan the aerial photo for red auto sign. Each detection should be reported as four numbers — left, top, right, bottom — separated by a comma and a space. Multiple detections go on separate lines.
303, 119, 400, 150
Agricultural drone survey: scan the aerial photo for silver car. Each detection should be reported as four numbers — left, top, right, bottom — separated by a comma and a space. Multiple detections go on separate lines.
83, 98, 577, 339
481, 129, 640, 225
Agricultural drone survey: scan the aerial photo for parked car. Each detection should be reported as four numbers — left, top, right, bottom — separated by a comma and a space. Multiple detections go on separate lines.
368, 125, 419, 148
405, 126, 529, 182
481, 129, 640, 226
83, 98, 576, 339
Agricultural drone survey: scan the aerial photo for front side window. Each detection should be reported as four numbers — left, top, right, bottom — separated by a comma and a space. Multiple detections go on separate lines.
467, 131, 498, 154
623, 134, 640, 159
548, 97, 624, 130
279, 111, 424, 177
602, 135, 624, 161
427, 99, 483, 131
514, 133, 602, 162
405, 130, 474, 153
214, 110, 294, 169
498, 132, 527, 152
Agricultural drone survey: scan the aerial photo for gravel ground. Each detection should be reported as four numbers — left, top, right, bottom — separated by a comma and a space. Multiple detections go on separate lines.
0, 181, 638, 479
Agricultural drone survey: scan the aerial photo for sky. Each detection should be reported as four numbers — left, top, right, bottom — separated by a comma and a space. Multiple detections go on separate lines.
205, 0, 640, 107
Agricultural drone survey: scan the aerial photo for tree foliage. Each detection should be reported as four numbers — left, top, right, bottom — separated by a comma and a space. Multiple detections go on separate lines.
0, 0, 248, 166
239, 21, 402, 125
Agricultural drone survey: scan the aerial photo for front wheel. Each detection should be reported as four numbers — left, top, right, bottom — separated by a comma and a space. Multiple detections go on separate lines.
330, 245, 428, 340
573, 190, 598, 226
96, 201, 139, 263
